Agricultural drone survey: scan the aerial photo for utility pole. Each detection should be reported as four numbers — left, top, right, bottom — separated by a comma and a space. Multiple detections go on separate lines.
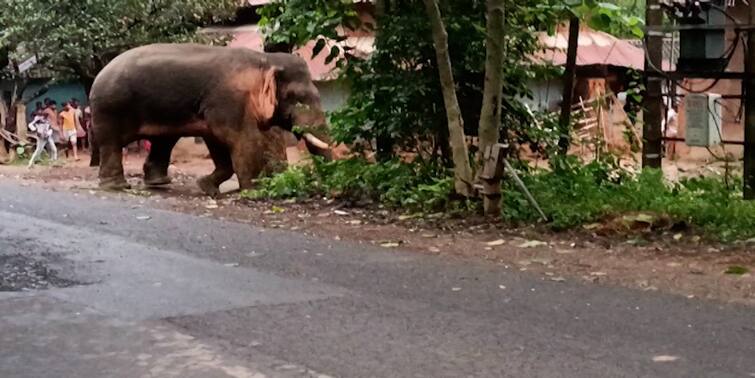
745, 1, 755, 198
558, 16, 579, 154
642, 0, 664, 169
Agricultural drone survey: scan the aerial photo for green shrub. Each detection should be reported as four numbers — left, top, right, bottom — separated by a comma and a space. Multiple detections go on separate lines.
244, 166, 314, 200
502, 159, 755, 241
247, 156, 755, 241
243, 159, 458, 213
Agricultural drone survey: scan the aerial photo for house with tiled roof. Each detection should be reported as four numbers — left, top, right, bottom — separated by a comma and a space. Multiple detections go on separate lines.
209, 0, 375, 112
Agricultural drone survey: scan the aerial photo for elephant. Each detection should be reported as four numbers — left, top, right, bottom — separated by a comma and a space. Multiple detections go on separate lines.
89, 43, 333, 196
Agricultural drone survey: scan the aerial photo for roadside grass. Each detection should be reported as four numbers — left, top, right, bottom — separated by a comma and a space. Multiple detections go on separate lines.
502, 161, 755, 242
244, 158, 755, 242
243, 158, 471, 214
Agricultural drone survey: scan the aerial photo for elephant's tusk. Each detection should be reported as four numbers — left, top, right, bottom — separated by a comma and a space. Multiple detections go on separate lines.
303, 133, 330, 150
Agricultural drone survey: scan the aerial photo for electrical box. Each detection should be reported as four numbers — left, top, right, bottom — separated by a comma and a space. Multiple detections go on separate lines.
685, 93, 722, 147
666, 0, 728, 72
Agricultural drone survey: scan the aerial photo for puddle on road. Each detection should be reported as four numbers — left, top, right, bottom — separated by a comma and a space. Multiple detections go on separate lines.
0, 254, 79, 291
0, 237, 86, 292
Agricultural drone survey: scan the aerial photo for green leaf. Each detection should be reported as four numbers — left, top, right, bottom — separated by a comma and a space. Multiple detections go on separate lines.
324, 45, 340, 65
312, 38, 327, 58
725, 266, 749, 275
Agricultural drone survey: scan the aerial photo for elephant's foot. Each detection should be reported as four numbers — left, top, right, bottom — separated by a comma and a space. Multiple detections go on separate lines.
143, 163, 171, 187
99, 177, 131, 191
197, 176, 221, 198
144, 175, 172, 187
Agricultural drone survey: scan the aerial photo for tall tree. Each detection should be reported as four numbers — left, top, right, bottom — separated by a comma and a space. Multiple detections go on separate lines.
477, 0, 506, 213
0, 0, 237, 92
422, 0, 473, 197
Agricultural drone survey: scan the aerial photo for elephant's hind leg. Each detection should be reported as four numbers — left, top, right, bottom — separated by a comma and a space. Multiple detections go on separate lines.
143, 136, 179, 186
197, 139, 234, 197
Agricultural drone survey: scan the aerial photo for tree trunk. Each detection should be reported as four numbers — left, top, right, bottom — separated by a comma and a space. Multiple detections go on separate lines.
0, 100, 8, 163
373, 0, 395, 161
422, 0, 474, 197
558, 17, 580, 154
15, 103, 27, 143
477, 0, 506, 215
375, 0, 386, 17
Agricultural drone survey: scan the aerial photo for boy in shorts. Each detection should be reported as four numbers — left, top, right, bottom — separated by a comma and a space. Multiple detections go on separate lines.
58, 102, 79, 161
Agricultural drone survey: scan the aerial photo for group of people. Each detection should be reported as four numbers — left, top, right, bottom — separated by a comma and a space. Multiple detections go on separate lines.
27, 98, 92, 167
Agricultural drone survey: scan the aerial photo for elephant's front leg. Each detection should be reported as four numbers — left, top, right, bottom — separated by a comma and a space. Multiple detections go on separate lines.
197, 139, 235, 197
230, 138, 266, 191
143, 136, 179, 186
99, 144, 130, 191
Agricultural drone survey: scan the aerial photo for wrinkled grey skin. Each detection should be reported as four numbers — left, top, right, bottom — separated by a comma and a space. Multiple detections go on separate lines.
90, 43, 332, 196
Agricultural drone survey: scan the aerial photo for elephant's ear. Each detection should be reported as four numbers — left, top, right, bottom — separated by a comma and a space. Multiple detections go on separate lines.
250, 67, 278, 124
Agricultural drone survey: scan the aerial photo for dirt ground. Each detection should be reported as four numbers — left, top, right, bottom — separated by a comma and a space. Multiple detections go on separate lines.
1, 138, 753, 306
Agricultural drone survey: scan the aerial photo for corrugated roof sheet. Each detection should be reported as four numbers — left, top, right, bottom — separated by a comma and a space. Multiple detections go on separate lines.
535, 27, 646, 70
220, 25, 374, 81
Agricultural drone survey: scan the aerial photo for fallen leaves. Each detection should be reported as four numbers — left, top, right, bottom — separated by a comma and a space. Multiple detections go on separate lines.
486, 239, 506, 247
518, 240, 547, 248
380, 241, 402, 248
651, 355, 680, 363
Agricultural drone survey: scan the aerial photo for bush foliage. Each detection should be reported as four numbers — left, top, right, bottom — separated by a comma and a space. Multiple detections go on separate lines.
243, 159, 467, 213
249, 158, 755, 242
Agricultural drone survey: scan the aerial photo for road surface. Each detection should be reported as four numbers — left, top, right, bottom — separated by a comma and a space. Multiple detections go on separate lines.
0, 181, 752, 377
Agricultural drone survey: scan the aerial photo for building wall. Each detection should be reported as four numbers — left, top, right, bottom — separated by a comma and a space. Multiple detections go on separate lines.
23, 81, 88, 119
521, 79, 564, 112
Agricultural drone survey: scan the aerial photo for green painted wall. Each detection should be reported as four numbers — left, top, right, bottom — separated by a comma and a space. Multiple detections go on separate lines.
22, 81, 88, 119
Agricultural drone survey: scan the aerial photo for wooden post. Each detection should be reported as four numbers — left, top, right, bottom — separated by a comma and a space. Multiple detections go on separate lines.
642, 0, 664, 168
745, 1, 755, 198
558, 16, 579, 154
478, 143, 507, 215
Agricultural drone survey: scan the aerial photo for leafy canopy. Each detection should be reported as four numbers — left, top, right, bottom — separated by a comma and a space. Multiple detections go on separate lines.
0, 0, 237, 83
258, 0, 646, 161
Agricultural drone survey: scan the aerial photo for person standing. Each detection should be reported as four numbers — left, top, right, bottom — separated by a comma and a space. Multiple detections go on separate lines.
27, 112, 58, 168
58, 102, 79, 161
70, 98, 86, 150
43, 101, 60, 143
30, 102, 44, 121
82, 104, 92, 150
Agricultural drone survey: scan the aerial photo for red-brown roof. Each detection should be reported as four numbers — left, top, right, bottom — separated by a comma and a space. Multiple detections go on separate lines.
225, 26, 374, 81
536, 27, 645, 70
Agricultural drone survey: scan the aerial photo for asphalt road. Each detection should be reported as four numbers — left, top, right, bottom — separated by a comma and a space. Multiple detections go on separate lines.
0, 181, 753, 378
